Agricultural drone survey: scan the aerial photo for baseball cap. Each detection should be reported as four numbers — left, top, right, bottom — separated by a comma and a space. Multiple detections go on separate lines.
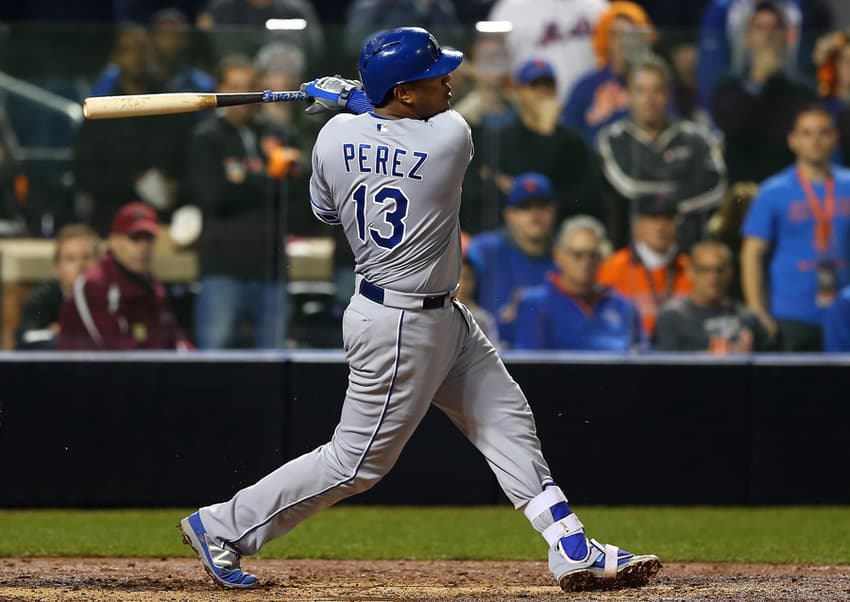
506, 173, 555, 208
516, 58, 556, 85
111, 202, 160, 236
636, 194, 678, 217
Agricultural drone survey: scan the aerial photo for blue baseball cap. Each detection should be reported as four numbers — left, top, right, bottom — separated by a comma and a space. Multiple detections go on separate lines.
506, 173, 554, 208
515, 58, 556, 85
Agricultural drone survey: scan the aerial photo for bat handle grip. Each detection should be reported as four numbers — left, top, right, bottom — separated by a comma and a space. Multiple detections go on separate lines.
263, 90, 307, 103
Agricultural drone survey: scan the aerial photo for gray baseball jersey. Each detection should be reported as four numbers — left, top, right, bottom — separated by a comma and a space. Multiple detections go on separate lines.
309, 110, 471, 294
199, 108, 554, 564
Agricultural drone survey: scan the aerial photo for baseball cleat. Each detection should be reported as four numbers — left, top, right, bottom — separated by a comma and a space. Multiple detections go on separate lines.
178, 511, 259, 589
551, 537, 661, 592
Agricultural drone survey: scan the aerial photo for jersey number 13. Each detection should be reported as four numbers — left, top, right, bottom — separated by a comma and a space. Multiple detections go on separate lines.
352, 184, 409, 250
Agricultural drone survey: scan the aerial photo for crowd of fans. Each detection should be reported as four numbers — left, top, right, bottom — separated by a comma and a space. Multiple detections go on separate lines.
2, 0, 850, 353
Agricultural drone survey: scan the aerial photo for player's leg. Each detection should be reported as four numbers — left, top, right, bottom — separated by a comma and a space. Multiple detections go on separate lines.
181, 296, 462, 587
432, 301, 661, 591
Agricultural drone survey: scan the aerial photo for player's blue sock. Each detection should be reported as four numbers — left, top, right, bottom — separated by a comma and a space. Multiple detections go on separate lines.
544, 483, 588, 560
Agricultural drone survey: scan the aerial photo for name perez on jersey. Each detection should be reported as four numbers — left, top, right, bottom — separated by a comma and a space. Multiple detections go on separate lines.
342, 143, 428, 181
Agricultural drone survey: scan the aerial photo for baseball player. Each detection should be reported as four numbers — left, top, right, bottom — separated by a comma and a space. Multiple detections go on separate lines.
179, 27, 661, 593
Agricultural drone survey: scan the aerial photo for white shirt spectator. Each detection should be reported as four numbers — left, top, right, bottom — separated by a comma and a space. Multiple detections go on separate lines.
489, 0, 608, 101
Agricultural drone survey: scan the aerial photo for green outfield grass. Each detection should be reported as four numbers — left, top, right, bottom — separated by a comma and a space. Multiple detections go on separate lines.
1, 506, 848, 564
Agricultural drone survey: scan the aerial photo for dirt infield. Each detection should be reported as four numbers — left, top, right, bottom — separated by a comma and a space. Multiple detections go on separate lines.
1, 558, 849, 601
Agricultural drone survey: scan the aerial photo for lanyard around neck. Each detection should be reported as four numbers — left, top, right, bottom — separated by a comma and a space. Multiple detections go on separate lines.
633, 246, 677, 307
797, 166, 835, 254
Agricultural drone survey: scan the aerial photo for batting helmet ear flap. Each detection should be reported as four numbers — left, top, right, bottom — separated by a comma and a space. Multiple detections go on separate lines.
358, 27, 463, 105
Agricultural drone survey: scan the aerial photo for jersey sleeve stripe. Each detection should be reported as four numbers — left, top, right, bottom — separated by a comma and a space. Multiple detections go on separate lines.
310, 197, 338, 216
309, 198, 340, 225
311, 209, 341, 225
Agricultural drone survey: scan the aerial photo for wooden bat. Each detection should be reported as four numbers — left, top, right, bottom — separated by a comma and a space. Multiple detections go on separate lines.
82, 90, 307, 120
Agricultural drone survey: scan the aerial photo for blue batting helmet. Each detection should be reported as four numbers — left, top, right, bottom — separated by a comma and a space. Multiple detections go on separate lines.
359, 27, 464, 105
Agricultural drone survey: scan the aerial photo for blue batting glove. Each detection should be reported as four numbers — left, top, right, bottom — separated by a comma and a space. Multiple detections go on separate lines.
300, 76, 373, 115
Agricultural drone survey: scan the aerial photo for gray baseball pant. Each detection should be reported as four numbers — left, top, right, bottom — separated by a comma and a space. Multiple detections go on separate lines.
200, 292, 553, 554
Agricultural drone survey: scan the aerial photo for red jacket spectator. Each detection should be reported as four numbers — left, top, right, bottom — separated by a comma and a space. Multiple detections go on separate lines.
57, 203, 190, 350
57, 251, 189, 350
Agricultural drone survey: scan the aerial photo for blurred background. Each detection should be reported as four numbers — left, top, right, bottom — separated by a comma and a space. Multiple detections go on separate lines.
0, 0, 848, 355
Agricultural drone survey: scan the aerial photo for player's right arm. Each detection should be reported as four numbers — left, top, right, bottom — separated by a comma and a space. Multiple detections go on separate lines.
308, 119, 344, 226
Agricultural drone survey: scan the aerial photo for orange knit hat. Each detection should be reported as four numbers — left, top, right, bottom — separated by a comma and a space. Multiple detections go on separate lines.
592, 1, 656, 66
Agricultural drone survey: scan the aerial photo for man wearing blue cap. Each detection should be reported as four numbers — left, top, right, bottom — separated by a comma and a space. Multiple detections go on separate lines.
463, 57, 599, 233
466, 172, 559, 346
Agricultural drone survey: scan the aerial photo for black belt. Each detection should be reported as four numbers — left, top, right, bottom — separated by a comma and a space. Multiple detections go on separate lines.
359, 279, 449, 310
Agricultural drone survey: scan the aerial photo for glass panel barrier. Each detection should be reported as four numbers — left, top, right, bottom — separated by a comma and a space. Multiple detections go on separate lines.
0, 17, 847, 355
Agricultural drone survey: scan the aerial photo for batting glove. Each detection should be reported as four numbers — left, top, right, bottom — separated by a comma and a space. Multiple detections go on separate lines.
300, 76, 373, 115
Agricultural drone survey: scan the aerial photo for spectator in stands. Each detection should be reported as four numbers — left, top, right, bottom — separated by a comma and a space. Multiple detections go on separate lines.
655, 240, 768, 352
197, 0, 322, 58
823, 284, 850, 351
598, 54, 727, 250
150, 9, 215, 92
698, 0, 833, 108
514, 215, 644, 351
253, 42, 317, 253
75, 26, 194, 233
254, 41, 306, 136
57, 203, 190, 350
707, 181, 759, 301
813, 29, 850, 165
561, 1, 655, 148
488, 0, 608, 102
598, 195, 693, 336
15, 225, 99, 350
344, 0, 461, 57
464, 58, 597, 233
710, 2, 816, 184
187, 54, 290, 349
466, 173, 558, 347
91, 9, 214, 97
666, 39, 709, 125
452, 36, 514, 130
741, 105, 850, 351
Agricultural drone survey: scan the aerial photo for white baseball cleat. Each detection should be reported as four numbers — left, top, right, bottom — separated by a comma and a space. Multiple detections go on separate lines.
550, 537, 662, 592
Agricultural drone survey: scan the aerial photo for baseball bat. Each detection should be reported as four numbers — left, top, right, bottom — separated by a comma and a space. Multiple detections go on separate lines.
82, 89, 307, 120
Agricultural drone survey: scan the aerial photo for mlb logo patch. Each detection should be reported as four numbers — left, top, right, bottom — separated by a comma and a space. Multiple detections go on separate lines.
377, 123, 389, 133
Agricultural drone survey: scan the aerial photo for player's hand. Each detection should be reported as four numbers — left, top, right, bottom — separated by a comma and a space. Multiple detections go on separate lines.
301, 76, 365, 115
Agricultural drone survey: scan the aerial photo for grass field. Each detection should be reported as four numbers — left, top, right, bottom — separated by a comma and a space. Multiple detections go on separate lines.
1, 506, 849, 564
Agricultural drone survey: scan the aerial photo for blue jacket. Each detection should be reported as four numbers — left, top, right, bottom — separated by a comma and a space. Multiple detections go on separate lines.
513, 275, 645, 351
466, 230, 555, 346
